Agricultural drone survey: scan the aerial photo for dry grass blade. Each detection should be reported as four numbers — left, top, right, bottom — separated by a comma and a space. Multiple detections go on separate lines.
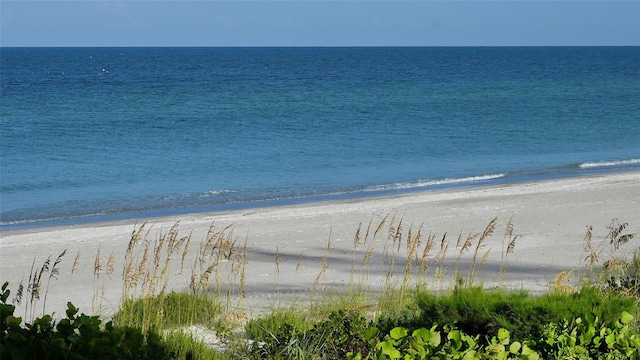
275, 246, 280, 275
27, 256, 51, 320
373, 214, 388, 239
394, 217, 404, 251
43, 250, 67, 314
455, 233, 463, 250
459, 232, 477, 255
480, 249, 491, 266
50, 250, 66, 281
467, 217, 498, 284
504, 216, 514, 238
296, 251, 304, 273
616, 234, 634, 249
403, 224, 422, 280
105, 251, 115, 279
420, 232, 436, 271
239, 264, 246, 299
480, 216, 498, 243
507, 235, 522, 255
136, 244, 150, 288
127, 221, 147, 255
353, 222, 362, 249
474, 217, 497, 261
71, 251, 80, 277
435, 237, 450, 266
152, 234, 166, 275
363, 219, 373, 246
37, 257, 51, 285
583, 225, 594, 252
609, 219, 626, 241
553, 270, 575, 294
94, 247, 102, 278
180, 233, 192, 274
201, 222, 218, 259
27, 258, 35, 297
166, 222, 180, 252
189, 267, 197, 294
313, 257, 329, 291
440, 232, 447, 250
238, 234, 249, 300
362, 246, 375, 267
502, 216, 515, 260
499, 221, 520, 285
13, 282, 24, 306
198, 264, 217, 294
606, 219, 634, 250
506, 235, 519, 255
585, 252, 598, 271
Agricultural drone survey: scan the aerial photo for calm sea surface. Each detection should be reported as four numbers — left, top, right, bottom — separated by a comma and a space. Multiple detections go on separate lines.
1, 47, 639, 229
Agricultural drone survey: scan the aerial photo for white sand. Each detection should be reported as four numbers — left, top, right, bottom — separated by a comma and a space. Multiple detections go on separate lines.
1, 171, 639, 321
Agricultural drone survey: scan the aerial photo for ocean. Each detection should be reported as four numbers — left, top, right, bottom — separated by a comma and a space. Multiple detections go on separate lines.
1, 47, 639, 229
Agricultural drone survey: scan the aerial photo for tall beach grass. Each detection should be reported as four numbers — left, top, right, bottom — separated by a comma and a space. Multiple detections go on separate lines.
3, 215, 638, 359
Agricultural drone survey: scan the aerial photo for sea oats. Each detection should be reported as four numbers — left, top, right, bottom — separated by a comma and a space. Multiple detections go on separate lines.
275, 246, 280, 275
71, 251, 80, 277
296, 251, 304, 273
353, 222, 362, 249
373, 214, 388, 239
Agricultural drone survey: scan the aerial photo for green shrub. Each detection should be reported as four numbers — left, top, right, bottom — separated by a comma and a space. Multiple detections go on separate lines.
309, 309, 374, 359
244, 308, 313, 358
352, 311, 639, 360
163, 330, 233, 360
539, 311, 640, 359
1, 282, 170, 360
378, 285, 637, 345
350, 324, 540, 360
244, 308, 375, 359
603, 247, 640, 299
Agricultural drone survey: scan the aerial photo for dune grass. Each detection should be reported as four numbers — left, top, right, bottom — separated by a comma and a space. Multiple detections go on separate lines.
2, 216, 638, 359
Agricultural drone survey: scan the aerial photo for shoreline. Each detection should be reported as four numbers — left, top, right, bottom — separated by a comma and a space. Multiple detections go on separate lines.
1, 171, 639, 319
2, 164, 639, 232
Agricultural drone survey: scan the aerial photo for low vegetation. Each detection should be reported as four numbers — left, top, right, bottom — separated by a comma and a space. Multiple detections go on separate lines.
1, 216, 638, 359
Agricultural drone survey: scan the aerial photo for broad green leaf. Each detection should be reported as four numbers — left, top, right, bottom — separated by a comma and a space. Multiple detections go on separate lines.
448, 329, 461, 342
428, 329, 441, 347
509, 341, 521, 354
522, 345, 540, 360
413, 328, 431, 342
605, 333, 616, 348
620, 311, 634, 325
462, 350, 479, 360
464, 334, 477, 348
390, 327, 408, 340
408, 344, 426, 358
448, 330, 462, 350
379, 341, 401, 359
364, 326, 379, 341
497, 328, 510, 345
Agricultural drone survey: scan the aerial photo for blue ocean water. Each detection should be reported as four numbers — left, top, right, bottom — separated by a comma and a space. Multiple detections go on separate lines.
1, 47, 639, 229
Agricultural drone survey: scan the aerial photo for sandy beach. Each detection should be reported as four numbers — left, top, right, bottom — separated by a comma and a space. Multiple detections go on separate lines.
1, 171, 639, 321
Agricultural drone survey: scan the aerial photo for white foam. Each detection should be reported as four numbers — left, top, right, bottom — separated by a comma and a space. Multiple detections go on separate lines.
363, 173, 507, 192
200, 189, 237, 197
579, 159, 640, 169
